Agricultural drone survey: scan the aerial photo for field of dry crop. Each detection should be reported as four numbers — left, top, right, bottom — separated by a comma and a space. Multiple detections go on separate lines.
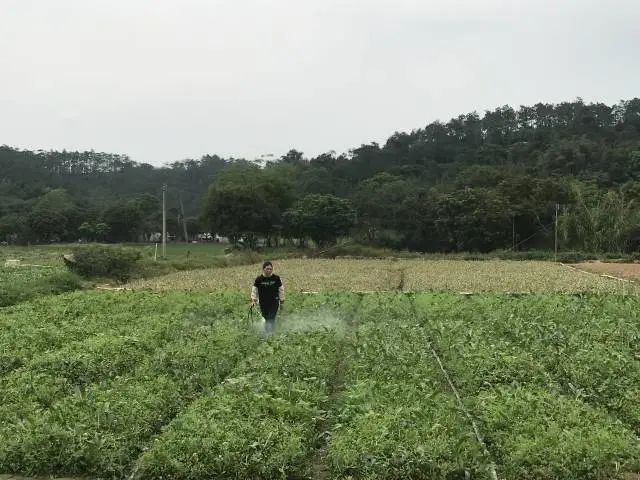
127, 258, 634, 294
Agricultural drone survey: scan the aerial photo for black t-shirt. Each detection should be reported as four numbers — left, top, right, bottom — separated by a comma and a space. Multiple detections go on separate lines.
253, 274, 282, 304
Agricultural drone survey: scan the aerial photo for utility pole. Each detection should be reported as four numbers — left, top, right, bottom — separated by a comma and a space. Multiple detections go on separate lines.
554, 203, 559, 262
179, 192, 189, 243
162, 184, 167, 259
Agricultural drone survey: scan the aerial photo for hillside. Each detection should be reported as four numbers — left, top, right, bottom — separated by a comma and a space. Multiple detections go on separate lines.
2, 97, 639, 252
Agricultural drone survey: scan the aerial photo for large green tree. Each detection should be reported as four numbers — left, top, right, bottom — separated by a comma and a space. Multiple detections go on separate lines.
284, 194, 356, 247
204, 184, 277, 247
101, 202, 143, 242
0, 213, 28, 243
27, 189, 80, 242
560, 188, 640, 253
352, 173, 411, 242
398, 189, 513, 252
203, 162, 295, 246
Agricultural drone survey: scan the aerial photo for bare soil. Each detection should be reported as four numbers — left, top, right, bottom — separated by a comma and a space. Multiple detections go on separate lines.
574, 261, 640, 281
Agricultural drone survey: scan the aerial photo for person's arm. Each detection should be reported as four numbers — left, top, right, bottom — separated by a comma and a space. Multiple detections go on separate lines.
251, 278, 259, 305
278, 277, 285, 304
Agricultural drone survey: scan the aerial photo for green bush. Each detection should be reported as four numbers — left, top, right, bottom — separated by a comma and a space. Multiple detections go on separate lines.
461, 252, 489, 261
0, 271, 83, 307
315, 243, 420, 259
556, 251, 596, 263
67, 245, 141, 281
37, 270, 83, 294
136, 249, 266, 279
495, 249, 553, 261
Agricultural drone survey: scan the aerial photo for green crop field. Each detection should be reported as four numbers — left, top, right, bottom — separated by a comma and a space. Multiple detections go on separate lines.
1, 260, 639, 479
0, 265, 63, 288
0, 242, 229, 267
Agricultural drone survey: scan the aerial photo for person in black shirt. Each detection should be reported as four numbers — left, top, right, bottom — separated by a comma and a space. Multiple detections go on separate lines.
251, 261, 284, 334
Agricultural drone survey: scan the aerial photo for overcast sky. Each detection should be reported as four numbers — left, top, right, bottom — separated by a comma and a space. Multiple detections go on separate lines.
1, 0, 638, 166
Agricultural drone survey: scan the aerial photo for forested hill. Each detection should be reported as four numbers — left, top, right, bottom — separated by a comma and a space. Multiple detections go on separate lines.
0, 149, 228, 217
2, 97, 640, 252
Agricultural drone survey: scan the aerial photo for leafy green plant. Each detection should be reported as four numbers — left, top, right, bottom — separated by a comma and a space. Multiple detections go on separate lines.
0, 291, 258, 476
138, 328, 346, 479
0, 268, 82, 307
414, 293, 640, 478
476, 386, 640, 479
2, 290, 640, 479
67, 245, 141, 281
329, 294, 484, 479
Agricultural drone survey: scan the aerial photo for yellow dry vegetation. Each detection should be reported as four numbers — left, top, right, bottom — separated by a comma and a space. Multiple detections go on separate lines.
401, 260, 636, 293
128, 258, 402, 292
127, 258, 637, 294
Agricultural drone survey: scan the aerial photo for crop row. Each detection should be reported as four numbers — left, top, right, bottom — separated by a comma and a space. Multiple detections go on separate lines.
327, 294, 487, 479
414, 293, 640, 479
0, 291, 259, 477
0, 290, 211, 375
2, 291, 640, 479
136, 293, 359, 479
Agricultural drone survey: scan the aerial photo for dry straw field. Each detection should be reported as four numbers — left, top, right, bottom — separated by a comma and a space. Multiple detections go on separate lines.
127, 258, 634, 294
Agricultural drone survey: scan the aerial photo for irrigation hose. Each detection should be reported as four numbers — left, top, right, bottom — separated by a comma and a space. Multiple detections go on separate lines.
429, 344, 499, 480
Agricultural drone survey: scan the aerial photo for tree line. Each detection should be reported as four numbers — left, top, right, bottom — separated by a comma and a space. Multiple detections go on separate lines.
1, 97, 640, 253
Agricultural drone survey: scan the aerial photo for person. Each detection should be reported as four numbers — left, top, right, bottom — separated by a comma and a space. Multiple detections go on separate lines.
251, 261, 284, 334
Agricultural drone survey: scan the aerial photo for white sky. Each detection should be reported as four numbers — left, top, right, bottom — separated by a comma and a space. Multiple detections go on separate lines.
1, 0, 638, 165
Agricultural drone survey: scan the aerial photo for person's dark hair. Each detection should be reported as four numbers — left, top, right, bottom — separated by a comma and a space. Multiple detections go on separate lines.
262, 261, 273, 269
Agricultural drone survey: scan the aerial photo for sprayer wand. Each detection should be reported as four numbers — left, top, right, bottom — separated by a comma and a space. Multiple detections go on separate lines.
246, 304, 255, 327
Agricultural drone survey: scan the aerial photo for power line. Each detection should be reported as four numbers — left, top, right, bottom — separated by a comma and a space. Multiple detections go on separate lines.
506, 220, 556, 251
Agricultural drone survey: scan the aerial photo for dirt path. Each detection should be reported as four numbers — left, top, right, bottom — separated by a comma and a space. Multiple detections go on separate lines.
310, 296, 361, 480
311, 352, 348, 480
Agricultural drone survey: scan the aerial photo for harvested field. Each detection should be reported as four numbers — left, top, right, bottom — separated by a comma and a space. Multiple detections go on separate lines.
127, 258, 636, 294
574, 261, 640, 282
